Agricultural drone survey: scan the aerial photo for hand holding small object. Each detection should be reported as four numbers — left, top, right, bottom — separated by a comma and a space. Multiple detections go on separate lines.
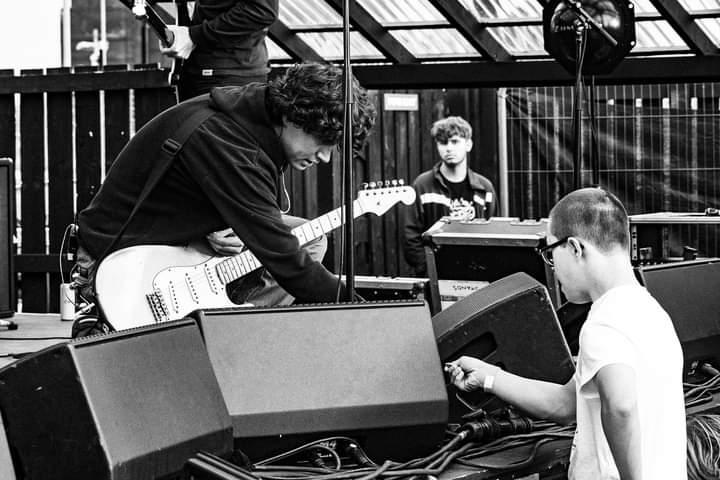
445, 356, 500, 393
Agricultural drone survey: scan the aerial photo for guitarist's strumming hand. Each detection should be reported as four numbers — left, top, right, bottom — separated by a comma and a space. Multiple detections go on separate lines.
160, 25, 195, 59
206, 228, 246, 256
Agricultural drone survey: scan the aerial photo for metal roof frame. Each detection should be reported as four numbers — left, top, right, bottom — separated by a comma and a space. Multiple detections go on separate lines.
166, 0, 720, 86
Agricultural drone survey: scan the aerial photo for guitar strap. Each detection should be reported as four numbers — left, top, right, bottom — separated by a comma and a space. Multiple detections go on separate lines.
97, 106, 215, 263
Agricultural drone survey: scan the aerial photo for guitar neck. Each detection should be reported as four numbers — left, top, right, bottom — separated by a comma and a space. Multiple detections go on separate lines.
214, 200, 363, 285
118, 0, 172, 46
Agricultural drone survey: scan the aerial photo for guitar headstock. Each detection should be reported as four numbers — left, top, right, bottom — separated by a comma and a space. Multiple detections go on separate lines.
356, 180, 416, 216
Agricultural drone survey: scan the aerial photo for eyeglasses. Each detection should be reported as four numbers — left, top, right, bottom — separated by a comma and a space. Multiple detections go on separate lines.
537, 236, 570, 267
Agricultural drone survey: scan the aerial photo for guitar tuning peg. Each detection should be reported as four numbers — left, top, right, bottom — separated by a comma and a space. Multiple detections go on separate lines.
398, 179, 405, 186
385, 180, 391, 187
368, 181, 377, 188
391, 179, 398, 187
361, 182, 369, 190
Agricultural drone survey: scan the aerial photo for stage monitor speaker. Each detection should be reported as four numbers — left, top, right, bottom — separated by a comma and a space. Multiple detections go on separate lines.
433, 272, 575, 422
0, 158, 15, 317
636, 259, 720, 371
190, 301, 448, 462
0, 412, 16, 480
0, 319, 233, 480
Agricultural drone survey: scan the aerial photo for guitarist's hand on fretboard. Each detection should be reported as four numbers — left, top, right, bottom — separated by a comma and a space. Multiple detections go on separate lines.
160, 25, 195, 59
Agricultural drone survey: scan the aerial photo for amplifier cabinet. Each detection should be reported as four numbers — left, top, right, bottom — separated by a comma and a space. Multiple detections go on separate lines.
629, 212, 720, 263
190, 301, 448, 462
423, 217, 560, 313
353, 275, 430, 308
636, 258, 720, 373
0, 319, 233, 480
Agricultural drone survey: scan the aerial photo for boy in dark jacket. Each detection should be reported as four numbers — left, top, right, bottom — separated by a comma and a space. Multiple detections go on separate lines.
402, 116, 496, 275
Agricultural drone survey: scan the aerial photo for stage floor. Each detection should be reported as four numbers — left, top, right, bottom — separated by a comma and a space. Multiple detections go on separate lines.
0, 313, 72, 369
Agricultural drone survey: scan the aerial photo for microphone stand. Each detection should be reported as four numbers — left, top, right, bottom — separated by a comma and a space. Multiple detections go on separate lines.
567, 0, 617, 190
341, 0, 355, 300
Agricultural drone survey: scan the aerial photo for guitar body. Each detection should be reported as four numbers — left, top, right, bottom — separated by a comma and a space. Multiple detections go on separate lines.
94, 182, 416, 332
95, 243, 243, 331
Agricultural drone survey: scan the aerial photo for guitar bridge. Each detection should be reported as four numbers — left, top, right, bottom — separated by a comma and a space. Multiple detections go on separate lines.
146, 290, 170, 323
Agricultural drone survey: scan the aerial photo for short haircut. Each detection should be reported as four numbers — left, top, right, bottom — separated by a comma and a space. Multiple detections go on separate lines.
549, 187, 630, 252
430, 116, 472, 143
266, 62, 376, 151
687, 414, 720, 480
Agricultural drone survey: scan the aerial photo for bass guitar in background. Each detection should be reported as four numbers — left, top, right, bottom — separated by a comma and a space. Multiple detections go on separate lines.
95, 181, 417, 331
117, 0, 190, 85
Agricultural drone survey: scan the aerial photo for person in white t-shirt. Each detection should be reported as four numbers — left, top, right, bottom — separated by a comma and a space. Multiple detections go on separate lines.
445, 187, 686, 480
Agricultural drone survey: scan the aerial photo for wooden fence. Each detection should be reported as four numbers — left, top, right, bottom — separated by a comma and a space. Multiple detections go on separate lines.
5, 66, 718, 313
2, 66, 484, 313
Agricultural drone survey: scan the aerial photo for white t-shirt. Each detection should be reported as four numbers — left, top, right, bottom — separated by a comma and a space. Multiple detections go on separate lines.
568, 284, 686, 480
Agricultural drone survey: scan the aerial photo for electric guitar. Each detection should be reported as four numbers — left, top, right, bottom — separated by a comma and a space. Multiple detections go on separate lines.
117, 0, 187, 85
95, 182, 416, 331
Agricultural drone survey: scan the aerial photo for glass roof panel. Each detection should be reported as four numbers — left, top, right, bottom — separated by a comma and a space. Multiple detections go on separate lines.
267, 39, 292, 60
296, 32, 384, 60
679, 0, 720, 13
357, 0, 447, 24
279, 0, 342, 28
466, 0, 542, 20
633, 20, 688, 50
697, 18, 720, 45
389, 29, 482, 57
632, 0, 660, 14
486, 26, 545, 55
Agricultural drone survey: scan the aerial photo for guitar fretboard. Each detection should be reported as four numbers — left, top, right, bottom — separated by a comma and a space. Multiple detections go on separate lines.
213, 200, 363, 285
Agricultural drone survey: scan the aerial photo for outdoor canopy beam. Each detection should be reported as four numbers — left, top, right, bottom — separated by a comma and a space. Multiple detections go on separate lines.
427, 0, 513, 62
324, 0, 417, 64
269, 20, 325, 63
649, 0, 719, 55
350, 55, 720, 89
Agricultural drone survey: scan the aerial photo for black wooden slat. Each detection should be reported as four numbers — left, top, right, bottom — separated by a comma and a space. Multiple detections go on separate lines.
0, 71, 14, 159
316, 150, 337, 272
75, 88, 102, 214
0, 68, 170, 94
19, 84, 48, 313
104, 69, 132, 172
133, 86, 177, 130
386, 105, 409, 276
366, 104, 385, 275
47, 69, 75, 312
14, 254, 74, 273
304, 166, 318, 220
399, 91, 421, 276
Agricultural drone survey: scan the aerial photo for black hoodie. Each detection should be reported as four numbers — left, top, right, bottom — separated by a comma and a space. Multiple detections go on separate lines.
78, 84, 345, 303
